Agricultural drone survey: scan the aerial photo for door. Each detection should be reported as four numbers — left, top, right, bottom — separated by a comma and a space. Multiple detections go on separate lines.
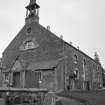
25, 71, 41, 88
13, 72, 20, 88
66, 76, 72, 91
86, 81, 90, 90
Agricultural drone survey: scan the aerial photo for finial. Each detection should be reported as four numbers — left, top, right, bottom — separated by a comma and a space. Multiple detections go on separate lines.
47, 25, 50, 31
77, 46, 80, 50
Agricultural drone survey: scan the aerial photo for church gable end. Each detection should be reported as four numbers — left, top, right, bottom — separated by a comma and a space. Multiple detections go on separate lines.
12, 60, 22, 71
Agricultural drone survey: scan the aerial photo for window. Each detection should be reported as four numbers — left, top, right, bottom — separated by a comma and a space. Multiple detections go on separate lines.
4, 72, 9, 82
20, 38, 39, 51
38, 71, 42, 84
27, 27, 32, 34
20, 37, 39, 51
24, 40, 35, 49
83, 59, 86, 66
73, 54, 78, 64
74, 54, 77, 60
74, 68, 79, 79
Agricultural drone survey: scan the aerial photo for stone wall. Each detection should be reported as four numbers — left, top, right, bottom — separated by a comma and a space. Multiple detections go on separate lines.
40, 70, 57, 91
64, 43, 103, 90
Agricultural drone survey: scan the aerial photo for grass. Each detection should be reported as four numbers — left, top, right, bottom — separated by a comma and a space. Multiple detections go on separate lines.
56, 90, 105, 105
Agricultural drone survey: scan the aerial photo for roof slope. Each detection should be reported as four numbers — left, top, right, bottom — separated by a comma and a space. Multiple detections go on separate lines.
2, 22, 63, 69
2, 21, 101, 70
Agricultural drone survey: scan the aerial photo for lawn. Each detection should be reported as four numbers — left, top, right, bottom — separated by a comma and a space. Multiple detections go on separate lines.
56, 89, 105, 105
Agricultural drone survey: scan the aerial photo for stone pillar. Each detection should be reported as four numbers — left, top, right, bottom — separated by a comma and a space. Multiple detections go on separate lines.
21, 71, 25, 88
9, 72, 13, 87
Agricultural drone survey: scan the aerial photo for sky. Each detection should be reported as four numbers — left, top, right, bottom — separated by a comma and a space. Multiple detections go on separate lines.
0, 0, 105, 68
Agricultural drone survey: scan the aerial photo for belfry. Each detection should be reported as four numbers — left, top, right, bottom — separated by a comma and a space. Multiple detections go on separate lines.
25, 0, 40, 23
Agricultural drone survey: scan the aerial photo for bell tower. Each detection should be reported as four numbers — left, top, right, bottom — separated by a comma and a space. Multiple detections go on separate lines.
25, 0, 40, 24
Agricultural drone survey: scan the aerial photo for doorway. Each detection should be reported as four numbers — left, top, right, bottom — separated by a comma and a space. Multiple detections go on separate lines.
86, 81, 90, 90
13, 72, 20, 88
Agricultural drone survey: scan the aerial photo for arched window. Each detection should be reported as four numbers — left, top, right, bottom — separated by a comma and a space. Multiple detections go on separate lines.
20, 38, 39, 50
24, 40, 35, 49
73, 54, 78, 64
74, 54, 77, 60
74, 68, 79, 79
83, 59, 86, 66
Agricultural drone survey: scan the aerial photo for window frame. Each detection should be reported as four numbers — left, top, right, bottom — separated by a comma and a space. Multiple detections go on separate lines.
4, 72, 9, 82
73, 54, 78, 64
74, 68, 79, 79
24, 40, 35, 50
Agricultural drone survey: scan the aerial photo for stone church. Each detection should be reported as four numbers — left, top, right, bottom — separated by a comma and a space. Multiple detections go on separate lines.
1, 0, 103, 92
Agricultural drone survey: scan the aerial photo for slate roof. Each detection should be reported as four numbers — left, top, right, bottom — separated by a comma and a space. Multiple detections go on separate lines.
27, 60, 58, 70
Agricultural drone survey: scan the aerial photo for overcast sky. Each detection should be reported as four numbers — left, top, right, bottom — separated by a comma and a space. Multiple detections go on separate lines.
0, 0, 105, 68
